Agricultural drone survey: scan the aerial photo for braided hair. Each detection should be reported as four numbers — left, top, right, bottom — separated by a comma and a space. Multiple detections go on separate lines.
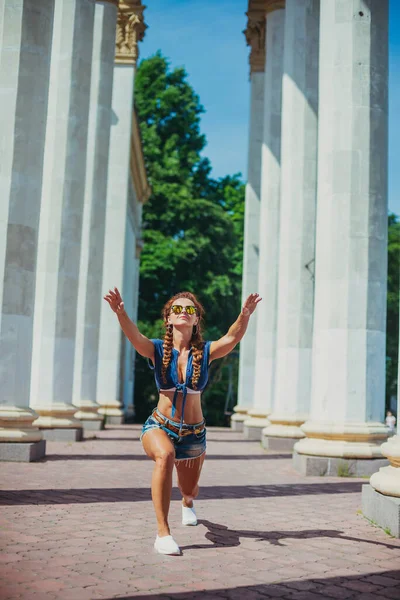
161, 291, 205, 389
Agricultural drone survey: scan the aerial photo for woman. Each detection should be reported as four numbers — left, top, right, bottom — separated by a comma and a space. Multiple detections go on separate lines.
104, 288, 261, 555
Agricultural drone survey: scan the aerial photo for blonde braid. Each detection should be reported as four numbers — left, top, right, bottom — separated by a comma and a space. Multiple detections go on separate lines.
161, 324, 174, 385
190, 327, 204, 390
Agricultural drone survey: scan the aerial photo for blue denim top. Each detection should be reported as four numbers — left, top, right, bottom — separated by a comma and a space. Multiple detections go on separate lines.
148, 339, 212, 433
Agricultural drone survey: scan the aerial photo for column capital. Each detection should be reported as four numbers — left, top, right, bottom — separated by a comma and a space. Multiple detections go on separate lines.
244, 10, 266, 74
244, 1, 285, 75
115, 1, 147, 66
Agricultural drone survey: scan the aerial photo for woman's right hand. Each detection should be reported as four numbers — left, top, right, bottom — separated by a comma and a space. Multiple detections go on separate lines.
104, 287, 125, 315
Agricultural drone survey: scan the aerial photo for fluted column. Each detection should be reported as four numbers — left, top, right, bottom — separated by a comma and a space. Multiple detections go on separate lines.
294, 0, 389, 476
0, 0, 54, 461
97, 1, 146, 423
244, 1, 285, 440
233, 8, 265, 432
262, 0, 319, 451
73, 0, 118, 431
30, 0, 95, 441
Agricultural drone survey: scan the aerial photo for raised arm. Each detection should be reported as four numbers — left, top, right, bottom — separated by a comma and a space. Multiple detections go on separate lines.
209, 293, 261, 362
104, 287, 154, 360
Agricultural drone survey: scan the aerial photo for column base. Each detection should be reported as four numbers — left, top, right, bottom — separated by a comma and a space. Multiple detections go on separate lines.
230, 418, 245, 432
362, 484, 400, 537
0, 406, 43, 442
82, 420, 104, 432
105, 415, 124, 425
243, 416, 270, 440
0, 440, 46, 462
262, 435, 298, 452
262, 422, 306, 452
40, 428, 83, 442
293, 449, 389, 477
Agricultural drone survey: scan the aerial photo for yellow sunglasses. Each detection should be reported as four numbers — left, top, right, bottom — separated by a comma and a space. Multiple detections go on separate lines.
170, 304, 197, 315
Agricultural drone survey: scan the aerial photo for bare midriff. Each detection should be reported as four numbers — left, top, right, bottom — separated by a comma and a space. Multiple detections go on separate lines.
157, 390, 204, 425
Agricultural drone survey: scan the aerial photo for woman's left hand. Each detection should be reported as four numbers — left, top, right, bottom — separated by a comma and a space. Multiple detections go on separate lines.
242, 293, 262, 317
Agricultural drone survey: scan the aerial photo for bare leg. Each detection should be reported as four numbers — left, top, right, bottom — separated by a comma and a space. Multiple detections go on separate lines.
142, 429, 175, 537
175, 453, 206, 508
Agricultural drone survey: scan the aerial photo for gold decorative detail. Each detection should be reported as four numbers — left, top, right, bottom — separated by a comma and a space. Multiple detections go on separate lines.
244, 1, 285, 75
247, 0, 285, 14
264, 0, 285, 13
130, 107, 151, 204
115, 1, 147, 66
244, 11, 266, 74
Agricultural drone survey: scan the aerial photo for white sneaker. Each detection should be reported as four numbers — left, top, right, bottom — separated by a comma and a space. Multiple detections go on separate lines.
182, 503, 197, 526
154, 535, 181, 555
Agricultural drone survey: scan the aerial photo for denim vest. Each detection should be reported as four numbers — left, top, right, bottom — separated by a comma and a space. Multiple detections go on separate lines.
148, 339, 211, 432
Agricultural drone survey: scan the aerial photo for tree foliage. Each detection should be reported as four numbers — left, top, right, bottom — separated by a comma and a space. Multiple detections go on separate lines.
386, 213, 400, 407
134, 53, 245, 424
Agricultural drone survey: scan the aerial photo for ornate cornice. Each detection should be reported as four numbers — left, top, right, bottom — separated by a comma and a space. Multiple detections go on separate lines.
244, 0, 285, 75
115, 1, 147, 66
130, 107, 151, 204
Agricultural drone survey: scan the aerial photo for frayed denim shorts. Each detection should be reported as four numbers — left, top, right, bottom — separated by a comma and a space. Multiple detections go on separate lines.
140, 408, 206, 462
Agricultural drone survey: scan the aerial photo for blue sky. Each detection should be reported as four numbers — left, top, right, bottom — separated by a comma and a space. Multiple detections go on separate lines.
140, 0, 399, 216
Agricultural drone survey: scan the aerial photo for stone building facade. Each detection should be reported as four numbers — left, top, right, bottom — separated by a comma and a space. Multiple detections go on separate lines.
0, 0, 149, 461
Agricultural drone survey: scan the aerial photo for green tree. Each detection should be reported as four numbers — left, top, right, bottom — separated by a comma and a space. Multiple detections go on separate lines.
134, 53, 245, 424
386, 213, 400, 408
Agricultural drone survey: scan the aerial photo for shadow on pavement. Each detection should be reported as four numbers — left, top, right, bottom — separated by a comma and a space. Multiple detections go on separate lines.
0, 481, 364, 506
100, 570, 400, 600
181, 519, 400, 550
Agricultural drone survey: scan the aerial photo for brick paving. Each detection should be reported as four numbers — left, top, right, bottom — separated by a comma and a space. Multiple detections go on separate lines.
0, 425, 400, 600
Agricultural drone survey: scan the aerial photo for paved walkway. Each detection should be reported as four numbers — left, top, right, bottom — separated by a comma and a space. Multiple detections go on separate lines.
1, 425, 400, 600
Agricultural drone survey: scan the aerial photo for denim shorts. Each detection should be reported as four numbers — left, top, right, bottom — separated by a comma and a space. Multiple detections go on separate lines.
140, 408, 206, 462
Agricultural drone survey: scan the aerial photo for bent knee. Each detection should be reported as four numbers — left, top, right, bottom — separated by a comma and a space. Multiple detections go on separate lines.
155, 449, 175, 468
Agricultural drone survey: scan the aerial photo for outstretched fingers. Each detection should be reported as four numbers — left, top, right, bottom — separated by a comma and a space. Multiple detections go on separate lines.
243, 293, 262, 315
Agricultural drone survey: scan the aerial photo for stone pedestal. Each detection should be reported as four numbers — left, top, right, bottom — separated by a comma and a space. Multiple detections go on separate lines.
0, 0, 54, 460
294, 1, 389, 471
231, 406, 249, 432
243, 410, 270, 440
362, 436, 400, 536
362, 484, 400, 537
266, 0, 319, 446
73, 1, 117, 427
262, 414, 307, 452
294, 451, 389, 478
249, 7, 285, 432
29, 0, 95, 439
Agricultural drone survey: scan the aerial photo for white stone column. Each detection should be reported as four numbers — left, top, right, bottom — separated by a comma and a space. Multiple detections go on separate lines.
363, 246, 400, 536
0, 0, 54, 461
294, 0, 389, 477
97, 1, 146, 424
73, 0, 118, 432
233, 11, 265, 432
244, 3, 285, 440
262, 0, 319, 452
30, 0, 95, 441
